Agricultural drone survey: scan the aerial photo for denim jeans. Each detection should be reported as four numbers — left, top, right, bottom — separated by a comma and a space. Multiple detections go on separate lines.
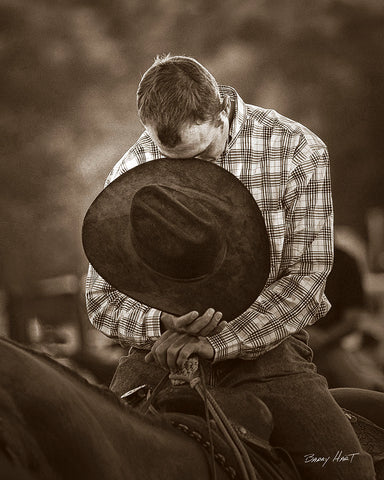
110, 331, 375, 479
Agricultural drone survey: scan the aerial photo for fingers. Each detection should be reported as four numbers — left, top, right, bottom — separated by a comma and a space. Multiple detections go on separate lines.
161, 308, 224, 336
145, 331, 190, 372
172, 341, 199, 369
176, 311, 200, 328
196, 310, 223, 336
167, 337, 214, 368
213, 320, 228, 334
181, 308, 222, 336
161, 311, 199, 331
145, 331, 215, 371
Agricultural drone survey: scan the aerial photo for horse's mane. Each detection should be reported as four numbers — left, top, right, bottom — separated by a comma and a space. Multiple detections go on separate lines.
0, 335, 124, 409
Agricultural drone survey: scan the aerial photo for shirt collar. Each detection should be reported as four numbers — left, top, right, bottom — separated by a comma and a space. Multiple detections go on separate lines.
219, 85, 247, 145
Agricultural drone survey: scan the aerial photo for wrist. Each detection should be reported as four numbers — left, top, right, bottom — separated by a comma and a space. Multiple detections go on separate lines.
200, 337, 215, 360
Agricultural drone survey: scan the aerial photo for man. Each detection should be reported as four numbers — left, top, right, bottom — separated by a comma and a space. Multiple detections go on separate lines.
85, 55, 375, 478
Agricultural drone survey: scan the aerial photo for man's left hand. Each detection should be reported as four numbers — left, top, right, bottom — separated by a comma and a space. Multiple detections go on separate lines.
144, 330, 214, 372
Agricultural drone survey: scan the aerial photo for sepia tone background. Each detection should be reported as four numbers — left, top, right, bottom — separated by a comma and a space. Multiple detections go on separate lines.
1, 0, 384, 384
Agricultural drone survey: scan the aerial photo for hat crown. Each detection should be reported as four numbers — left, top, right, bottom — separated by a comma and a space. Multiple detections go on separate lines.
130, 184, 226, 280
82, 157, 271, 320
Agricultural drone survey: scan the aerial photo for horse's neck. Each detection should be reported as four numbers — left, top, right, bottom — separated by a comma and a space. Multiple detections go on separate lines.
2, 341, 212, 480
81, 390, 213, 479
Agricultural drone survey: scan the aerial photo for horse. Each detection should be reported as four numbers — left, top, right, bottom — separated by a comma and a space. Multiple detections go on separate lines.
1, 336, 384, 480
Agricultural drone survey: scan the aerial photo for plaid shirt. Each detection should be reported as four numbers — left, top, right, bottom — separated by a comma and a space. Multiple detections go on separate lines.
86, 85, 334, 362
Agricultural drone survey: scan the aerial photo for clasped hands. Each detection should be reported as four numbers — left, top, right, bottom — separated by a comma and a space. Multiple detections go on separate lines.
144, 309, 225, 372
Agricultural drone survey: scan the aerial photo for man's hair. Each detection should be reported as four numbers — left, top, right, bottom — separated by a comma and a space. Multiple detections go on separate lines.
137, 54, 223, 148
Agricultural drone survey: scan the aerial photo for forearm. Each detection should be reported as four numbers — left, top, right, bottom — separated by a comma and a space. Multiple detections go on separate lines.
207, 269, 331, 362
85, 265, 162, 349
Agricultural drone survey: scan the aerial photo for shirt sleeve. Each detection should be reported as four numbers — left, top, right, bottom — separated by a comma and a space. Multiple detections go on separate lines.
86, 264, 162, 349
85, 143, 163, 350
207, 143, 334, 362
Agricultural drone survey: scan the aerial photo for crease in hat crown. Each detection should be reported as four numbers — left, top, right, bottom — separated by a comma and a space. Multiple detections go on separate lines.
130, 184, 228, 281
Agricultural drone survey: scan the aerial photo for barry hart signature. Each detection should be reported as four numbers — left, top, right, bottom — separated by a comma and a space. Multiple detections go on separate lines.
304, 451, 360, 467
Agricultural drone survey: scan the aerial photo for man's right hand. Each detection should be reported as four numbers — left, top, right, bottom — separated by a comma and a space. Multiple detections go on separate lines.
160, 308, 224, 337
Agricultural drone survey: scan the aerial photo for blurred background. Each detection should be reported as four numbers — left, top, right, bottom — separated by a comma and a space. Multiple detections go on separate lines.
1, 0, 384, 387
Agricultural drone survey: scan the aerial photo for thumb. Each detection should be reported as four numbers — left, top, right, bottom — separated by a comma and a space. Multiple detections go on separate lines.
144, 352, 154, 363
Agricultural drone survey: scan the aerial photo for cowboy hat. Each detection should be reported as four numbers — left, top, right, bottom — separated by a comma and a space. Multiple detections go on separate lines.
82, 158, 270, 320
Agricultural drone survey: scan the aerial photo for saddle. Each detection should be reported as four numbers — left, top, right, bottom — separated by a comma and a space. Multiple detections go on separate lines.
154, 384, 275, 443
122, 368, 301, 480
342, 409, 384, 464
165, 410, 300, 480
122, 367, 384, 480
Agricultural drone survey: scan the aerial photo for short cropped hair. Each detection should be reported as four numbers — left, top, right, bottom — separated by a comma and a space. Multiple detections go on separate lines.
137, 55, 223, 148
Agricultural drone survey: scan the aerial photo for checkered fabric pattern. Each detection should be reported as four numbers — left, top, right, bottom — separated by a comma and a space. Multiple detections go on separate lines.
86, 85, 334, 362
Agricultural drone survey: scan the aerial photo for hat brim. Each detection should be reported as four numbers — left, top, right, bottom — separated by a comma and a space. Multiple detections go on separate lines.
82, 158, 270, 321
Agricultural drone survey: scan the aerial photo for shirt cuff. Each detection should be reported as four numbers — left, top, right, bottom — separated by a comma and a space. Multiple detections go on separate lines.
206, 323, 243, 363
144, 308, 162, 339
